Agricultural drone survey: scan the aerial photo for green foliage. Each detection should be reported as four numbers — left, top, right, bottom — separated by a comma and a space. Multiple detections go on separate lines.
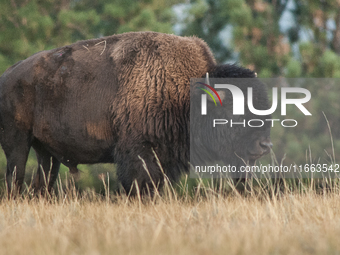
0, 0, 179, 74
286, 59, 302, 77
179, 0, 234, 62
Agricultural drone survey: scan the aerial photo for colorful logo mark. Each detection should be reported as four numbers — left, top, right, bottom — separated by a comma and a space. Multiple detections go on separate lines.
196, 82, 223, 106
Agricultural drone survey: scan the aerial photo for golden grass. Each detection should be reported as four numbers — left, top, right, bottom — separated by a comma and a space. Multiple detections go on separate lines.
1, 178, 340, 255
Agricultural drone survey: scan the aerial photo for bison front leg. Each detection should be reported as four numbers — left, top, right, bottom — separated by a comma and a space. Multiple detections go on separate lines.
116, 146, 165, 197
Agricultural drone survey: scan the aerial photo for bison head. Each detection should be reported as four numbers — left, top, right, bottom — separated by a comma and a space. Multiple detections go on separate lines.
190, 64, 272, 177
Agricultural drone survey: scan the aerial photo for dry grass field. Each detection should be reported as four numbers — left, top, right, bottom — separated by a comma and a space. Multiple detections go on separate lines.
0, 178, 340, 255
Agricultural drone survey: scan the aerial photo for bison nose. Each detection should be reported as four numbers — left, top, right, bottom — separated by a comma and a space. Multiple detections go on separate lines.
260, 140, 273, 154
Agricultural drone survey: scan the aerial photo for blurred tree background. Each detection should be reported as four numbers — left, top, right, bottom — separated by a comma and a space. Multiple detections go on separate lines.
0, 0, 339, 193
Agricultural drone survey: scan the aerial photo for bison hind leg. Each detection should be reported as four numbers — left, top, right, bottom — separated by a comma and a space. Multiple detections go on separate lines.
0, 131, 32, 196
33, 147, 60, 194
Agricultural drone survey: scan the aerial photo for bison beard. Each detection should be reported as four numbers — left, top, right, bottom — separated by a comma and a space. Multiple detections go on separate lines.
0, 32, 271, 195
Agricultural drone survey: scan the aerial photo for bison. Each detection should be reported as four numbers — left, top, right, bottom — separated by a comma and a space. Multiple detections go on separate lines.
0, 31, 272, 195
